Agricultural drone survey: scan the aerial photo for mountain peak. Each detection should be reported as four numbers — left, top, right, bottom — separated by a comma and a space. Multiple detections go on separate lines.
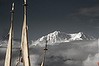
52, 31, 61, 34
68, 32, 95, 41
68, 32, 84, 41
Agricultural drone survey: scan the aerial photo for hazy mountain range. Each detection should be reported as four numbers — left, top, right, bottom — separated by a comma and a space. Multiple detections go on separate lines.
31, 31, 96, 46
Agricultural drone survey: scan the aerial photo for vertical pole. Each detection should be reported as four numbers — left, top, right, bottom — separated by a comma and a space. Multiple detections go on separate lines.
21, 0, 31, 66
41, 40, 48, 66
4, 3, 14, 66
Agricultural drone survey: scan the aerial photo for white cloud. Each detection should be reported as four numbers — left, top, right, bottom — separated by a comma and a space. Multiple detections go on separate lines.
73, 6, 99, 17
30, 54, 40, 66
83, 53, 99, 66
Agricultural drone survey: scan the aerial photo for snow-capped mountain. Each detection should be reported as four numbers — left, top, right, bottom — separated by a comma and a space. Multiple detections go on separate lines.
31, 31, 96, 46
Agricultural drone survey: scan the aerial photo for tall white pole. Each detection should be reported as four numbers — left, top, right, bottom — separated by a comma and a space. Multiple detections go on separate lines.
4, 3, 14, 66
21, 0, 31, 66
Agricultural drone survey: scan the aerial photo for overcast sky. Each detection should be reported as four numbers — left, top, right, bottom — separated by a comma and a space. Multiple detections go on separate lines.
0, 0, 99, 41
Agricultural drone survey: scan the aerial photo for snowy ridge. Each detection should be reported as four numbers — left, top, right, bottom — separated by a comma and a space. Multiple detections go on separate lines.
31, 31, 96, 46
68, 32, 95, 41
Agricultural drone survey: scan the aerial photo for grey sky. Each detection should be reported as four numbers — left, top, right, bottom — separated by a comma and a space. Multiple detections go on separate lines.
0, 0, 99, 41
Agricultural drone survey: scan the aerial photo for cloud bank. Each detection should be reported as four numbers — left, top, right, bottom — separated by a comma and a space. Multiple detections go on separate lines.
0, 40, 98, 66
